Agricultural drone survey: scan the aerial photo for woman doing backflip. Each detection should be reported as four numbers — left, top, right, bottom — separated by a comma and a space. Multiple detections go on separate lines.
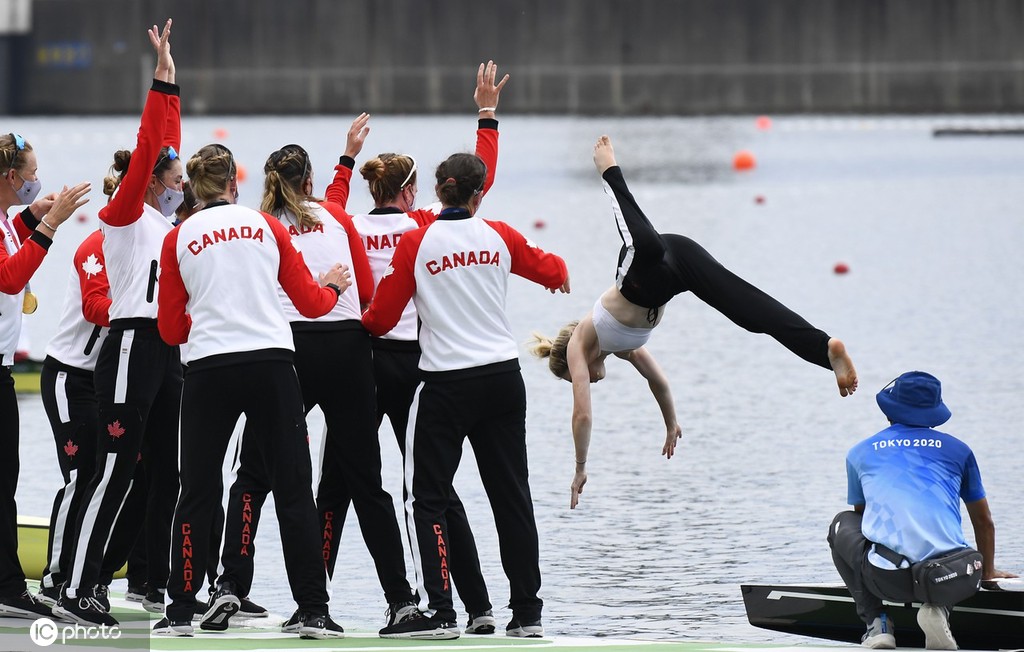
530, 136, 858, 510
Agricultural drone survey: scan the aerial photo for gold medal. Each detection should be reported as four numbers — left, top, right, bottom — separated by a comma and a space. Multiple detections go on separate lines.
22, 291, 38, 314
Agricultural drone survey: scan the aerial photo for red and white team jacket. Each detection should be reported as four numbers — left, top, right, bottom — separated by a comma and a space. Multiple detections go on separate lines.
342, 118, 500, 342
361, 208, 567, 375
101, 79, 180, 322
45, 230, 111, 371
275, 199, 373, 324
0, 209, 51, 365
157, 202, 340, 366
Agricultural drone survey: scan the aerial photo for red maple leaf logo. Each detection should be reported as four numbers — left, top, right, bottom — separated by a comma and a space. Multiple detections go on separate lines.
63, 440, 79, 457
107, 420, 125, 439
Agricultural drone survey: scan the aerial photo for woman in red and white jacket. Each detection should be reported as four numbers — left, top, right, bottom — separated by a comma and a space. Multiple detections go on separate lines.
363, 152, 569, 640
38, 231, 111, 602
54, 21, 184, 628
0, 133, 89, 620
322, 62, 507, 636
213, 125, 419, 633
155, 142, 350, 639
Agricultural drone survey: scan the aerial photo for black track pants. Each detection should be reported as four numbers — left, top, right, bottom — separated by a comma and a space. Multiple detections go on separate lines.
167, 358, 328, 622
0, 367, 24, 597
602, 165, 832, 369
406, 368, 541, 624
63, 324, 181, 598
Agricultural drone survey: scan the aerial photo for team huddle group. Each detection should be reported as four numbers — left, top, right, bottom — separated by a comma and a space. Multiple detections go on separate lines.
0, 20, 564, 640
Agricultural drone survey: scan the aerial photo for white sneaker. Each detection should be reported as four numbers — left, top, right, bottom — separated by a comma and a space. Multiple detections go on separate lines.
861, 614, 896, 649
917, 604, 957, 650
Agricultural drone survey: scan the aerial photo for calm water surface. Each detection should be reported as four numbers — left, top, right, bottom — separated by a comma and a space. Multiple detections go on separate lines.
8, 114, 1024, 641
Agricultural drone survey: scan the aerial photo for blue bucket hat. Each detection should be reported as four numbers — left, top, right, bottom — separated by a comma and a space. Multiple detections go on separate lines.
876, 371, 951, 427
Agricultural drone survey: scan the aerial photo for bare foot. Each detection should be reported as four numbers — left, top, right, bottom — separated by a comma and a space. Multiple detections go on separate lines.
593, 135, 617, 174
828, 337, 858, 397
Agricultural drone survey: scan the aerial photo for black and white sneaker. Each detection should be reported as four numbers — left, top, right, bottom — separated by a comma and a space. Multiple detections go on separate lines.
506, 616, 544, 638
53, 594, 118, 627
280, 610, 303, 633
125, 584, 147, 602
379, 612, 460, 639
0, 590, 54, 619
384, 600, 422, 627
152, 616, 194, 637
35, 584, 62, 609
93, 584, 110, 612
239, 596, 269, 618
200, 582, 240, 632
465, 609, 496, 634
142, 587, 165, 613
298, 613, 345, 639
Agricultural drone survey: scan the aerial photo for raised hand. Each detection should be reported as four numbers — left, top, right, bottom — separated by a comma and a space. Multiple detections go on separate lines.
344, 113, 371, 159
46, 183, 91, 228
474, 60, 509, 118
148, 19, 174, 83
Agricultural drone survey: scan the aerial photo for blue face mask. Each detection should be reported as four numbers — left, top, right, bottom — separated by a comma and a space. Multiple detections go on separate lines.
157, 179, 184, 217
14, 174, 41, 205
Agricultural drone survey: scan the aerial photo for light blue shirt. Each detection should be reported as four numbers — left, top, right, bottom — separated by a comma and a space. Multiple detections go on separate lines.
846, 423, 985, 567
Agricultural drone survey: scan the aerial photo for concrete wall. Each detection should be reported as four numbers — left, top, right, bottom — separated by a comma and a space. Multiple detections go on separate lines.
11, 0, 1024, 115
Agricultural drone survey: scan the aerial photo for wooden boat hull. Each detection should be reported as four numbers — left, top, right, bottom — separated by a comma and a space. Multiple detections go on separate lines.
741, 583, 1024, 650
17, 516, 125, 581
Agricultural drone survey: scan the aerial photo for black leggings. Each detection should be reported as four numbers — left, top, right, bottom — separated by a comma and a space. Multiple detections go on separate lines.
602, 166, 832, 369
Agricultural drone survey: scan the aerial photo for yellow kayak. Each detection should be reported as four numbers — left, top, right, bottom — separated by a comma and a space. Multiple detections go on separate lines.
17, 515, 126, 580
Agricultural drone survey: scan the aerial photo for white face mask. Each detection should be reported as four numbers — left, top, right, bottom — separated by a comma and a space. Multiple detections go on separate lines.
14, 174, 41, 205
157, 179, 184, 217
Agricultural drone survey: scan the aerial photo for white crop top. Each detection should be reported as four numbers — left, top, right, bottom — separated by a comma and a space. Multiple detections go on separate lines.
591, 299, 653, 353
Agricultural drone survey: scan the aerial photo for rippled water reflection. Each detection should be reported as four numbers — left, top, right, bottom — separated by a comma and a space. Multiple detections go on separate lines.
13, 114, 1024, 641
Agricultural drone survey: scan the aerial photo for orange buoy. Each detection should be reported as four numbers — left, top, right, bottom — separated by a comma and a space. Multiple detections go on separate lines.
754, 195, 765, 205
733, 151, 756, 171
213, 128, 229, 140
236, 164, 247, 182
833, 262, 850, 275
755, 116, 773, 131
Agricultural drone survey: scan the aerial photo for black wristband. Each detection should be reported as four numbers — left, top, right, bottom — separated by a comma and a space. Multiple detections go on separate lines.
19, 206, 40, 229
326, 282, 342, 297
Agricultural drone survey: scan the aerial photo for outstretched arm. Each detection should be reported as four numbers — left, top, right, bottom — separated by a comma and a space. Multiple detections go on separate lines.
567, 320, 594, 510
965, 497, 1018, 581
325, 113, 370, 208
620, 347, 681, 458
148, 19, 174, 85
474, 60, 508, 194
